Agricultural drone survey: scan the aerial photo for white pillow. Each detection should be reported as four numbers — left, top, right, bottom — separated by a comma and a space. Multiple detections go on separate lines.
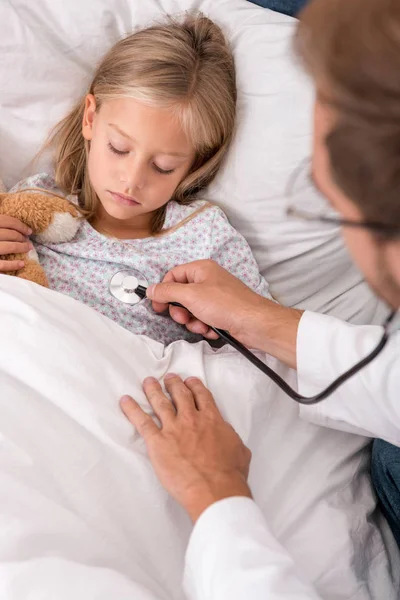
0, 275, 398, 599
0, 0, 384, 323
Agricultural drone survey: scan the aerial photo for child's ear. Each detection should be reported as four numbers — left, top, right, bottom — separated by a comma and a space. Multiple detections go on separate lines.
82, 94, 97, 141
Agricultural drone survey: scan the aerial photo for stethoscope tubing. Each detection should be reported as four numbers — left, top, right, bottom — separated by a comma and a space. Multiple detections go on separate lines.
165, 303, 396, 405
111, 272, 397, 405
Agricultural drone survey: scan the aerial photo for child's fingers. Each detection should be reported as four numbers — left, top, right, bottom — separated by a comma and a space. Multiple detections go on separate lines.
120, 395, 160, 440
0, 229, 28, 243
0, 259, 25, 273
0, 216, 32, 236
0, 241, 33, 255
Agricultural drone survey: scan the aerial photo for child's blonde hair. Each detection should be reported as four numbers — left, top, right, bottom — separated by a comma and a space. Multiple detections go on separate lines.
46, 13, 236, 232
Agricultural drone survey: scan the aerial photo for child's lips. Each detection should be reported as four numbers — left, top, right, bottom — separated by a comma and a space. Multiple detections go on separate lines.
109, 191, 141, 206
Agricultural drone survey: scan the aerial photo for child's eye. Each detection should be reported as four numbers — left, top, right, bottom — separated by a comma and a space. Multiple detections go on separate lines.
108, 142, 129, 156
153, 164, 175, 175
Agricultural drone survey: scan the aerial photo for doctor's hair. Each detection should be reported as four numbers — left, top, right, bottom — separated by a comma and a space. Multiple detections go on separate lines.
44, 13, 236, 233
295, 0, 400, 238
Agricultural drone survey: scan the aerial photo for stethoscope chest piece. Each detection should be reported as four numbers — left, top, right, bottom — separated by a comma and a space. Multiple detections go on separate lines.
109, 269, 148, 305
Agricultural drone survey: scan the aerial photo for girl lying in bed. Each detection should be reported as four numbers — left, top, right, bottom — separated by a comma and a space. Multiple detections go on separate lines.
1, 14, 270, 345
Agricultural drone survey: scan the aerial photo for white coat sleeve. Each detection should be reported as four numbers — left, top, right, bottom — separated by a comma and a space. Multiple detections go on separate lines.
183, 497, 321, 600
297, 311, 400, 445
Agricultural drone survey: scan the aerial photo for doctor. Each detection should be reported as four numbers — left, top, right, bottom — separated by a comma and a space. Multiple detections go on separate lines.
120, 0, 400, 598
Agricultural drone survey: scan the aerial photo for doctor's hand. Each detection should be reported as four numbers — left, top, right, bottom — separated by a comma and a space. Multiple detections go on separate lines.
147, 260, 301, 369
120, 374, 252, 523
147, 259, 270, 343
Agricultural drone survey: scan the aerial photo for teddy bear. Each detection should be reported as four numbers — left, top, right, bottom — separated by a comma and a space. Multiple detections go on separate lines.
0, 187, 81, 287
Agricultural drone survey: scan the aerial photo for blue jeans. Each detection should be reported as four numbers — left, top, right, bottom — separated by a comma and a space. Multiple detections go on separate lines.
247, 0, 308, 17
372, 439, 400, 548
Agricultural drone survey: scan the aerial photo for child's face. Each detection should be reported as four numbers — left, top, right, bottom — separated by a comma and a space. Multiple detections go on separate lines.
82, 95, 196, 229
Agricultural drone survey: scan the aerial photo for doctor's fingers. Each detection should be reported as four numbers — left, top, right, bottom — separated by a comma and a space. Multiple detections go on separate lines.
142, 377, 177, 425
161, 259, 223, 286
163, 374, 199, 416
184, 377, 218, 412
149, 280, 197, 315
120, 395, 160, 440
148, 261, 212, 313
164, 375, 221, 421
166, 304, 208, 332
184, 315, 219, 339
162, 305, 218, 339
168, 304, 191, 325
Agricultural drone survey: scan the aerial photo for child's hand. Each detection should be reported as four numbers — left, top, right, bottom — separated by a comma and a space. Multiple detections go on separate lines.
0, 215, 33, 272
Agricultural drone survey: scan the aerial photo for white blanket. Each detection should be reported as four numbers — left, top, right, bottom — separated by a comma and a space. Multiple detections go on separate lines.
0, 276, 398, 599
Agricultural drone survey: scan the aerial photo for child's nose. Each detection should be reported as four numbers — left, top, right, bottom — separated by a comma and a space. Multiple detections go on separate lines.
120, 159, 146, 190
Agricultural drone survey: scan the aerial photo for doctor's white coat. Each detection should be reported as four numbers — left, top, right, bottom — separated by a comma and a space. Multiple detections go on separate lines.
183, 311, 400, 600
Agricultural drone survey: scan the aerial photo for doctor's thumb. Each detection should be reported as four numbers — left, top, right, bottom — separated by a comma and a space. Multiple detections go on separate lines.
147, 281, 190, 305
146, 283, 158, 300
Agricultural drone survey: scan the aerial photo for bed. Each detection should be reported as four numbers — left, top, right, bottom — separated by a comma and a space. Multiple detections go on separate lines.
0, 0, 398, 598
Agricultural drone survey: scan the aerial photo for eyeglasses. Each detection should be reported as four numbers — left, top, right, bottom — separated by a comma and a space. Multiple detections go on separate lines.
285, 158, 400, 236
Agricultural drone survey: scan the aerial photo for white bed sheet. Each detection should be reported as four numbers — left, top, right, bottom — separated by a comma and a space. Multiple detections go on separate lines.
0, 276, 398, 599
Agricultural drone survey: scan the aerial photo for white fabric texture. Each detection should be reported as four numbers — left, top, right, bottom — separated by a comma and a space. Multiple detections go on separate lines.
0, 0, 385, 322
184, 497, 321, 600
0, 276, 398, 599
298, 311, 400, 445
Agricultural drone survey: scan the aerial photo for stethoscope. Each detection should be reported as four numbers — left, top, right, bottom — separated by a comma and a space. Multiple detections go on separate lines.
110, 269, 398, 406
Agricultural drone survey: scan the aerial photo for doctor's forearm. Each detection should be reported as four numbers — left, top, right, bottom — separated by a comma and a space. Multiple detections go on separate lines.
245, 299, 302, 370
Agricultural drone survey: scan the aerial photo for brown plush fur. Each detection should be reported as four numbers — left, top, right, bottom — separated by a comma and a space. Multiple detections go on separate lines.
0, 189, 80, 286
0, 190, 79, 232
